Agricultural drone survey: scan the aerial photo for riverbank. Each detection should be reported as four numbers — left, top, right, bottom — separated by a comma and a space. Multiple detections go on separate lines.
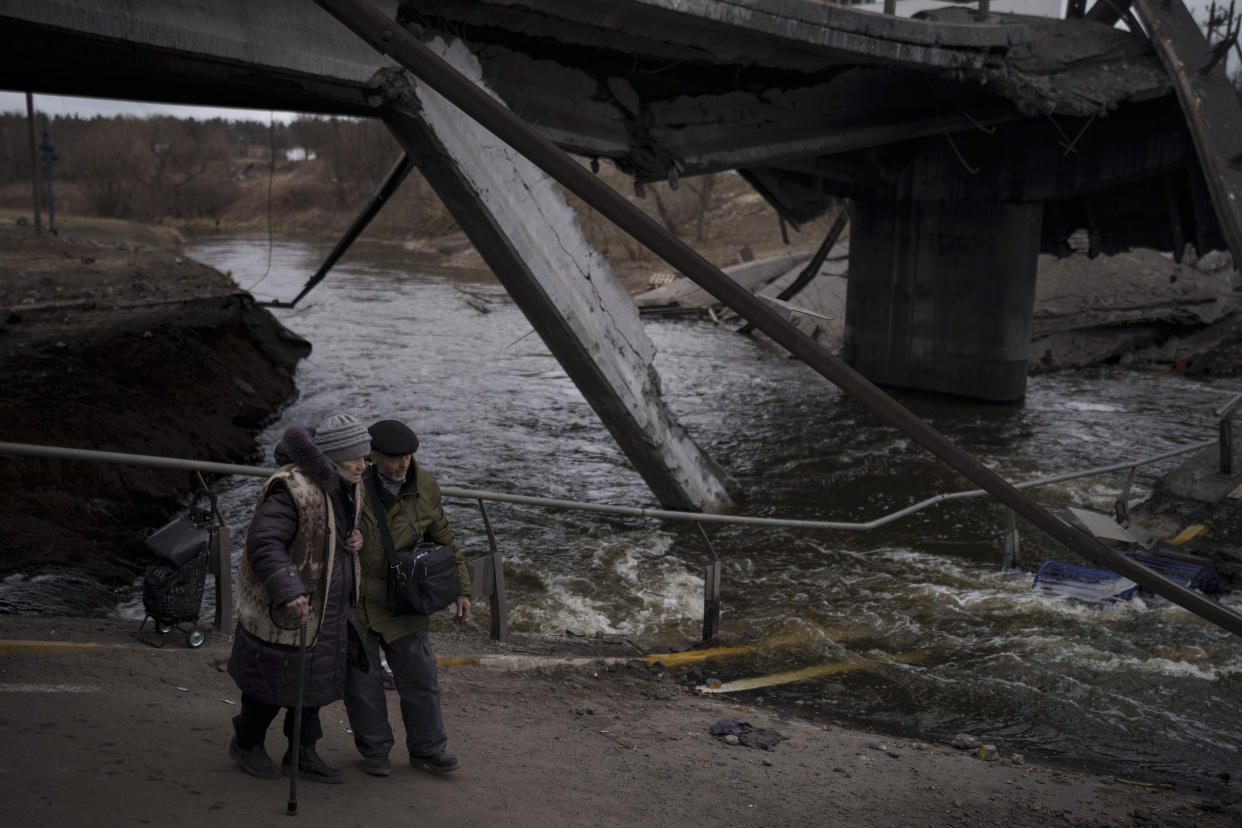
0, 213, 308, 605
1, 614, 1236, 828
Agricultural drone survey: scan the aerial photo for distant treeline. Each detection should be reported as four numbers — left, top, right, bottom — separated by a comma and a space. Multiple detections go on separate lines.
0, 111, 739, 260
0, 113, 459, 235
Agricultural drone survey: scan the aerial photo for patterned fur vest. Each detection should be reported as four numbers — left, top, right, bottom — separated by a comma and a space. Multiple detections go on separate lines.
235, 426, 362, 647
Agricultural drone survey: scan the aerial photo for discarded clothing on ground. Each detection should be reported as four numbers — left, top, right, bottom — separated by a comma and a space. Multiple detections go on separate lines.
709, 718, 785, 750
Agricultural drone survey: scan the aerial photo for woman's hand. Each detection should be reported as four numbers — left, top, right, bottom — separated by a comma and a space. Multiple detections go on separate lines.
454, 595, 471, 624
283, 594, 309, 625
345, 528, 363, 554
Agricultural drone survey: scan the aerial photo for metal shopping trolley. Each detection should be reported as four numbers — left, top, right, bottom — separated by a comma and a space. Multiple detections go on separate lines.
135, 489, 219, 648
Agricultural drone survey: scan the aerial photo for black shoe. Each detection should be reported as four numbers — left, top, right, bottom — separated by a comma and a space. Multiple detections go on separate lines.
230, 737, 280, 779
282, 744, 345, 784
361, 755, 391, 777
411, 752, 460, 774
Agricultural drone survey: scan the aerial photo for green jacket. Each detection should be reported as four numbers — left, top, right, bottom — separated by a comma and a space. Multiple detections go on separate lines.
356, 463, 471, 640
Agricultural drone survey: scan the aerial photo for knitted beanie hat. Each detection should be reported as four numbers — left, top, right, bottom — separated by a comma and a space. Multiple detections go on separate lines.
313, 413, 372, 462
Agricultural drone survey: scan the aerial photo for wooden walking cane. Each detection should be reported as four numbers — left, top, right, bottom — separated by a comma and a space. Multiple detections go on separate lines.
287, 620, 307, 816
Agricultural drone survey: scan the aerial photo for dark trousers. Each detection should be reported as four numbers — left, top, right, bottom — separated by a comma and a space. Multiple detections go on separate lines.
233, 692, 323, 750
344, 628, 446, 760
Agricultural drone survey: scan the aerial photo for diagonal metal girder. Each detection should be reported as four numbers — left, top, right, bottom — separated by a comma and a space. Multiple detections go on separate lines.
309, 0, 1242, 638
1133, 0, 1242, 266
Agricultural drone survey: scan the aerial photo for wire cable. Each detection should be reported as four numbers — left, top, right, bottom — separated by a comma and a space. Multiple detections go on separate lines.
242, 111, 278, 293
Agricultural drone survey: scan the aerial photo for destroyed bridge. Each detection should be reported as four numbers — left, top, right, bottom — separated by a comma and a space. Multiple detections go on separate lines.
4, 0, 1242, 521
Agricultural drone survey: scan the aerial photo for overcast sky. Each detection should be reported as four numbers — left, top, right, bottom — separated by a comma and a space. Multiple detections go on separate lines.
0, 91, 298, 123
0, 0, 1228, 122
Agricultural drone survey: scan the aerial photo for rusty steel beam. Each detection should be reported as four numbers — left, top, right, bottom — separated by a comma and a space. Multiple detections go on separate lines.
309, 0, 1242, 638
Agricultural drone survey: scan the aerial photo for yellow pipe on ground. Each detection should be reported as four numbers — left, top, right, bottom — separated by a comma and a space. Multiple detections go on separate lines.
437, 656, 482, 668
641, 627, 872, 668
641, 644, 757, 667
0, 640, 121, 655
696, 650, 928, 694
1166, 524, 1209, 545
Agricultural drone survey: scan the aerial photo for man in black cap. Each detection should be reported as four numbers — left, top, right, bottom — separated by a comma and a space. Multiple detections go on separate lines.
344, 419, 472, 777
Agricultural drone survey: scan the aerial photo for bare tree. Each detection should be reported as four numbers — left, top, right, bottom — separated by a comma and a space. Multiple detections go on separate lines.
70, 118, 144, 218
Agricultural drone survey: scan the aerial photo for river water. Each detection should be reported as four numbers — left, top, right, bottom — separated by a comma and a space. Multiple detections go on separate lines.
163, 235, 1242, 791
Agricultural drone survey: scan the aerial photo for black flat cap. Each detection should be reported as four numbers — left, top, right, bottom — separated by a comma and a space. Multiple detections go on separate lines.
368, 419, 419, 456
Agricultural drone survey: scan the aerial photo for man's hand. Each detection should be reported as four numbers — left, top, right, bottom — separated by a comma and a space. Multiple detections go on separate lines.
283, 594, 310, 625
345, 528, 363, 554
454, 595, 471, 624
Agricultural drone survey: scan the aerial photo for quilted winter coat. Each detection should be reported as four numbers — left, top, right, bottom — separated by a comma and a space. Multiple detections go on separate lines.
227, 425, 364, 708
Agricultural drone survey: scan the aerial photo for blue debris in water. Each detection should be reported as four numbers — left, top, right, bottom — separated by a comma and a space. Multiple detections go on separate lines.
1033, 553, 1221, 603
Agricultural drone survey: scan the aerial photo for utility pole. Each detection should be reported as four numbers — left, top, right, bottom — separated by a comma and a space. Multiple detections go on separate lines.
25, 92, 41, 237
39, 116, 57, 235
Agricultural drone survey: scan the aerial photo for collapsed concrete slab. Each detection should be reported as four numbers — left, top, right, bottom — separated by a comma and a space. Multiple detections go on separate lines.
380, 40, 733, 512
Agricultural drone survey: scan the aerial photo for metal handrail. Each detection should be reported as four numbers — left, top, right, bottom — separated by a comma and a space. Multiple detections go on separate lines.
0, 437, 1213, 533
0, 436, 1219, 643
1213, 390, 1242, 419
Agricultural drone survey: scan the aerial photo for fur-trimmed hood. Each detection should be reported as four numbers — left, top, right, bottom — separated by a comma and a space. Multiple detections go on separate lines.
274, 425, 345, 492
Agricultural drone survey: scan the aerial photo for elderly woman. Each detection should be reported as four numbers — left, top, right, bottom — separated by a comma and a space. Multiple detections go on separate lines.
227, 413, 371, 784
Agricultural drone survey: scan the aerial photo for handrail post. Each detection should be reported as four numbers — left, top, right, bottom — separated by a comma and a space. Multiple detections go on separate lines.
476, 498, 508, 641
1001, 509, 1019, 570
1114, 466, 1137, 525
703, 561, 722, 642
696, 522, 721, 641
1220, 414, 1234, 476
192, 472, 233, 633
210, 521, 233, 632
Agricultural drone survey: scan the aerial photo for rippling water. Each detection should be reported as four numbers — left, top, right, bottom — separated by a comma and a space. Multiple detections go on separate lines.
145, 235, 1242, 791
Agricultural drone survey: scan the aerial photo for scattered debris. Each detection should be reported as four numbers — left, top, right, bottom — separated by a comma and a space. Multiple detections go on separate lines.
709, 718, 786, 750
951, 733, 979, 750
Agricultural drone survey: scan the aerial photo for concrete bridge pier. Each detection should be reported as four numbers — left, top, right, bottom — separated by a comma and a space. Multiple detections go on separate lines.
845, 197, 1042, 403
380, 41, 734, 512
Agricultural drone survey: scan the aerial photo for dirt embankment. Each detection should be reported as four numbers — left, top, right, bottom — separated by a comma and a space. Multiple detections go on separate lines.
1030, 246, 1242, 376
0, 215, 307, 594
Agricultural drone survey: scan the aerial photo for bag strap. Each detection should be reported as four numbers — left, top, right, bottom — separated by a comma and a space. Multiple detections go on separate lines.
364, 474, 403, 570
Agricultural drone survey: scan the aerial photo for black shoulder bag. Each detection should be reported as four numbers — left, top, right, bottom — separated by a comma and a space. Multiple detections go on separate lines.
365, 475, 461, 616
